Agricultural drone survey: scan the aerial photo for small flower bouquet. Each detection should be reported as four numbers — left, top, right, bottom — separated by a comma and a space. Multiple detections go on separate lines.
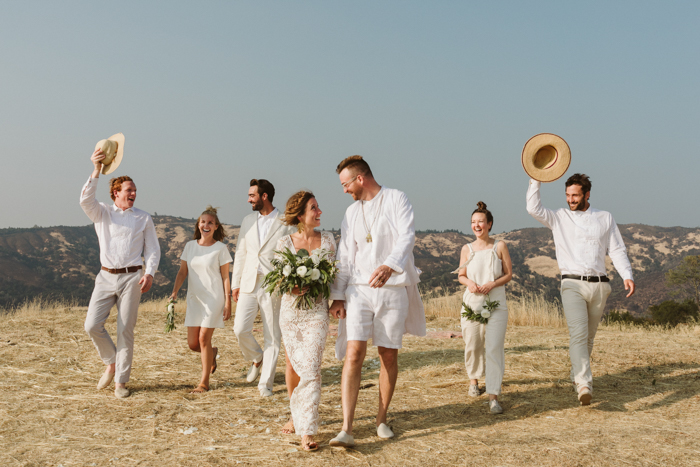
263, 247, 338, 310
165, 298, 177, 333
461, 295, 500, 324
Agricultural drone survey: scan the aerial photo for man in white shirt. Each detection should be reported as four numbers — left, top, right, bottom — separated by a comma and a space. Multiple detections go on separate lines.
231, 179, 294, 397
329, 156, 425, 446
80, 147, 160, 399
526, 173, 635, 406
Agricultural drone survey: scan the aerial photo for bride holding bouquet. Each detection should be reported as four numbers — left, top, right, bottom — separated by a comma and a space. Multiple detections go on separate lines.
263, 190, 338, 452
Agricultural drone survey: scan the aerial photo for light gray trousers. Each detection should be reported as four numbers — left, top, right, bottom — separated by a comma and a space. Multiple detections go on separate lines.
561, 279, 612, 392
84, 270, 142, 384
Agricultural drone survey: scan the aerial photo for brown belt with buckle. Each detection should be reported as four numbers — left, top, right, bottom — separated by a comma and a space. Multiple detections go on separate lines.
101, 265, 143, 274
561, 274, 609, 283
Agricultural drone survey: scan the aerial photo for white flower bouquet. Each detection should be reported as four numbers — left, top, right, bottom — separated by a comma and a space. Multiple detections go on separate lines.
262, 247, 338, 310
461, 295, 499, 324
165, 298, 177, 333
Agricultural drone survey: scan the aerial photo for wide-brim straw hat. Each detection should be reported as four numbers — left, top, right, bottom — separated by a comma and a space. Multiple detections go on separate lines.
95, 133, 125, 175
521, 133, 571, 183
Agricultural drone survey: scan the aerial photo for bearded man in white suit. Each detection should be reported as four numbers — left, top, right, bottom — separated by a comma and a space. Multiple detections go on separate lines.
232, 179, 294, 397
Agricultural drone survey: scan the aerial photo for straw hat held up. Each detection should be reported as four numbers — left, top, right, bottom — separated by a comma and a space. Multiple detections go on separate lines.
521, 133, 571, 183
95, 133, 125, 175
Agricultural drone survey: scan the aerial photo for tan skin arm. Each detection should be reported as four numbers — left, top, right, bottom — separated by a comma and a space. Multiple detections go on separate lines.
457, 245, 479, 293
221, 263, 231, 321
170, 260, 188, 301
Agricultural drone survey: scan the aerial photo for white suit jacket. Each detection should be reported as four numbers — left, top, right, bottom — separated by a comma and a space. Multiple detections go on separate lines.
231, 210, 295, 294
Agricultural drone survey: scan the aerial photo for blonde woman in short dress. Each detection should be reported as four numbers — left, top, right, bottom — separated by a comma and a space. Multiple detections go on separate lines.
457, 202, 512, 414
171, 206, 233, 393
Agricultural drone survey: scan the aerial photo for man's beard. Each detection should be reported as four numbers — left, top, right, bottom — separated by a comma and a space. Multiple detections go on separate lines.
251, 200, 263, 211
569, 200, 586, 211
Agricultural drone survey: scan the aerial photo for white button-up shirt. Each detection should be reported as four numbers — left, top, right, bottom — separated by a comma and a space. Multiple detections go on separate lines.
526, 179, 633, 281
256, 208, 278, 274
80, 177, 161, 277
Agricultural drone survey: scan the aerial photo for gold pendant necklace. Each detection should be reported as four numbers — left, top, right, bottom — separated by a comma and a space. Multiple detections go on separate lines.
361, 192, 383, 243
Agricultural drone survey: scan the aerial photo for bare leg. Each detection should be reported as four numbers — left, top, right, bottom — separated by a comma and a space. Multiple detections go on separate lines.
282, 350, 299, 434
341, 340, 367, 435
197, 328, 215, 389
376, 347, 398, 426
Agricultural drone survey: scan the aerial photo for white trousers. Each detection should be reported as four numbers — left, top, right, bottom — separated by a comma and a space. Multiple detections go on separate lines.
84, 270, 142, 384
461, 307, 508, 395
560, 279, 612, 392
233, 275, 281, 391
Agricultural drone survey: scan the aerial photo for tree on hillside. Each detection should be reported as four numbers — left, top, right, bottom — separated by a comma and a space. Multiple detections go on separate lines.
666, 255, 700, 305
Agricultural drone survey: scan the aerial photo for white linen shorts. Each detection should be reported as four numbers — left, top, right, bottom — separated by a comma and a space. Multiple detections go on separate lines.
345, 284, 409, 348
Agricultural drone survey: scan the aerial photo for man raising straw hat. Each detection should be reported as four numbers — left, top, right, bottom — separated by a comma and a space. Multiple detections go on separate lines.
523, 134, 635, 406
80, 134, 161, 398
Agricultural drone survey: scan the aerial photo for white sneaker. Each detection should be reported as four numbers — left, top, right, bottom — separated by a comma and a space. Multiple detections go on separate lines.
468, 384, 481, 397
259, 388, 273, 397
329, 431, 355, 447
247, 361, 262, 383
377, 423, 394, 439
489, 399, 503, 414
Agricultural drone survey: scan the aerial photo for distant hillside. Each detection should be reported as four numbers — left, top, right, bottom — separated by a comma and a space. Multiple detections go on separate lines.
1, 217, 698, 315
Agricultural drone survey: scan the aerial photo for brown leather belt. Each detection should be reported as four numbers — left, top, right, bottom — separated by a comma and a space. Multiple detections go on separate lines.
101, 265, 142, 274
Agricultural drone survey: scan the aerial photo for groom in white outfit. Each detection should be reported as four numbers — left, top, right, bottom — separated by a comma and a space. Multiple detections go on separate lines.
232, 179, 294, 397
526, 173, 635, 406
329, 156, 425, 446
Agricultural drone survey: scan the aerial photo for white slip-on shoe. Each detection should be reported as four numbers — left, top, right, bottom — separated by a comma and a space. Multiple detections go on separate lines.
329, 431, 355, 447
114, 387, 130, 399
489, 399, 503, 414
247, 362, 262, 383
259, 388, 273, 397
97, 371, 115, 390
377, 423, 394, 439
578, 387, 592, 406
468, 384, 481, 397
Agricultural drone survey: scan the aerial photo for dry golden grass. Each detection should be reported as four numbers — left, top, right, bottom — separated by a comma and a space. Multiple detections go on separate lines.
424, 290, 568, 328
1, 298, 699, 466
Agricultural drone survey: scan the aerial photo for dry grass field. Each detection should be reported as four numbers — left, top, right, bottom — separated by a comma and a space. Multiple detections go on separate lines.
1, 296, 699, 466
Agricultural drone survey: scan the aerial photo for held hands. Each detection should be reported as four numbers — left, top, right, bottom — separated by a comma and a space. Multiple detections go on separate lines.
466, 279, 479, 294
329, 300, 346, 319
624, 279, 636, 298
139, 274, 153, 293
478, 281, 496, 295
369, 265, 394, 288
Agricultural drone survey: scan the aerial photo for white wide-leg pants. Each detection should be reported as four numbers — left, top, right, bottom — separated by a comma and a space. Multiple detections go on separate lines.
233, 275, 281, 391
560, 279, 612, 392
84, 270, 142, 384
461, 306, 508, 396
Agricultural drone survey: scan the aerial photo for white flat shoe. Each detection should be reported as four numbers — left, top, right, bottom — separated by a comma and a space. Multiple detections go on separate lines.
97, 371, 115, 390
329, 431, 355, 447
247, 361, 262, 383
259, 388, 273, 397
377, 423, 394, 439
114, 387, 130, 399
489, 399, 503, 414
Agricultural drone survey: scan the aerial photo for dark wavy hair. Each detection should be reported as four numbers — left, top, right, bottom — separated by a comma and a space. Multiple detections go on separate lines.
565, 173, 592, 194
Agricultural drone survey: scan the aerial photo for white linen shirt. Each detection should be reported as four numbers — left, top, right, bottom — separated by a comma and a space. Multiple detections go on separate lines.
526, 179, 633, 281
80, 177, 161, 277
256, 208, 278, 274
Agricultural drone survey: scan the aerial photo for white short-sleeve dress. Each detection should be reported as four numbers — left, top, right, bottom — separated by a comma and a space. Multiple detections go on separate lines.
181, 240, 233, 329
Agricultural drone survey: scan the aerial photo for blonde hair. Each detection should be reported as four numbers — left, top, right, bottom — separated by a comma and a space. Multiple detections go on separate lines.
193, 205, 226, 241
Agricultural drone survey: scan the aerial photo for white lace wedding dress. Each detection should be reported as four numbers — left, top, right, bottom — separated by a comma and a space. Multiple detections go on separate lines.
276, 231, 335, 436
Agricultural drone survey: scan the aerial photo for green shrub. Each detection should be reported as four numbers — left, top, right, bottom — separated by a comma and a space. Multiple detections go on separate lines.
604, 310, 649, 326
649, 299, 699, 327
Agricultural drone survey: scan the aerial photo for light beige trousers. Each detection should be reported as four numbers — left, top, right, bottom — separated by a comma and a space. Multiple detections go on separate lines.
233, 275, 281, 391
461, 307, 508, 395
560, 279, 612, 392
84, 270, 142, 384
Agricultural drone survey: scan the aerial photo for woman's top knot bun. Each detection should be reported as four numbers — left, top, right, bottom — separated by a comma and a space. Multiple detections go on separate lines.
476, 201, 487, 211
203, 205, 218, 215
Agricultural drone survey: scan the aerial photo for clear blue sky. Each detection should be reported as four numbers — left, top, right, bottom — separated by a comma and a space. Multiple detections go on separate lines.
2, 1, 698, 233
